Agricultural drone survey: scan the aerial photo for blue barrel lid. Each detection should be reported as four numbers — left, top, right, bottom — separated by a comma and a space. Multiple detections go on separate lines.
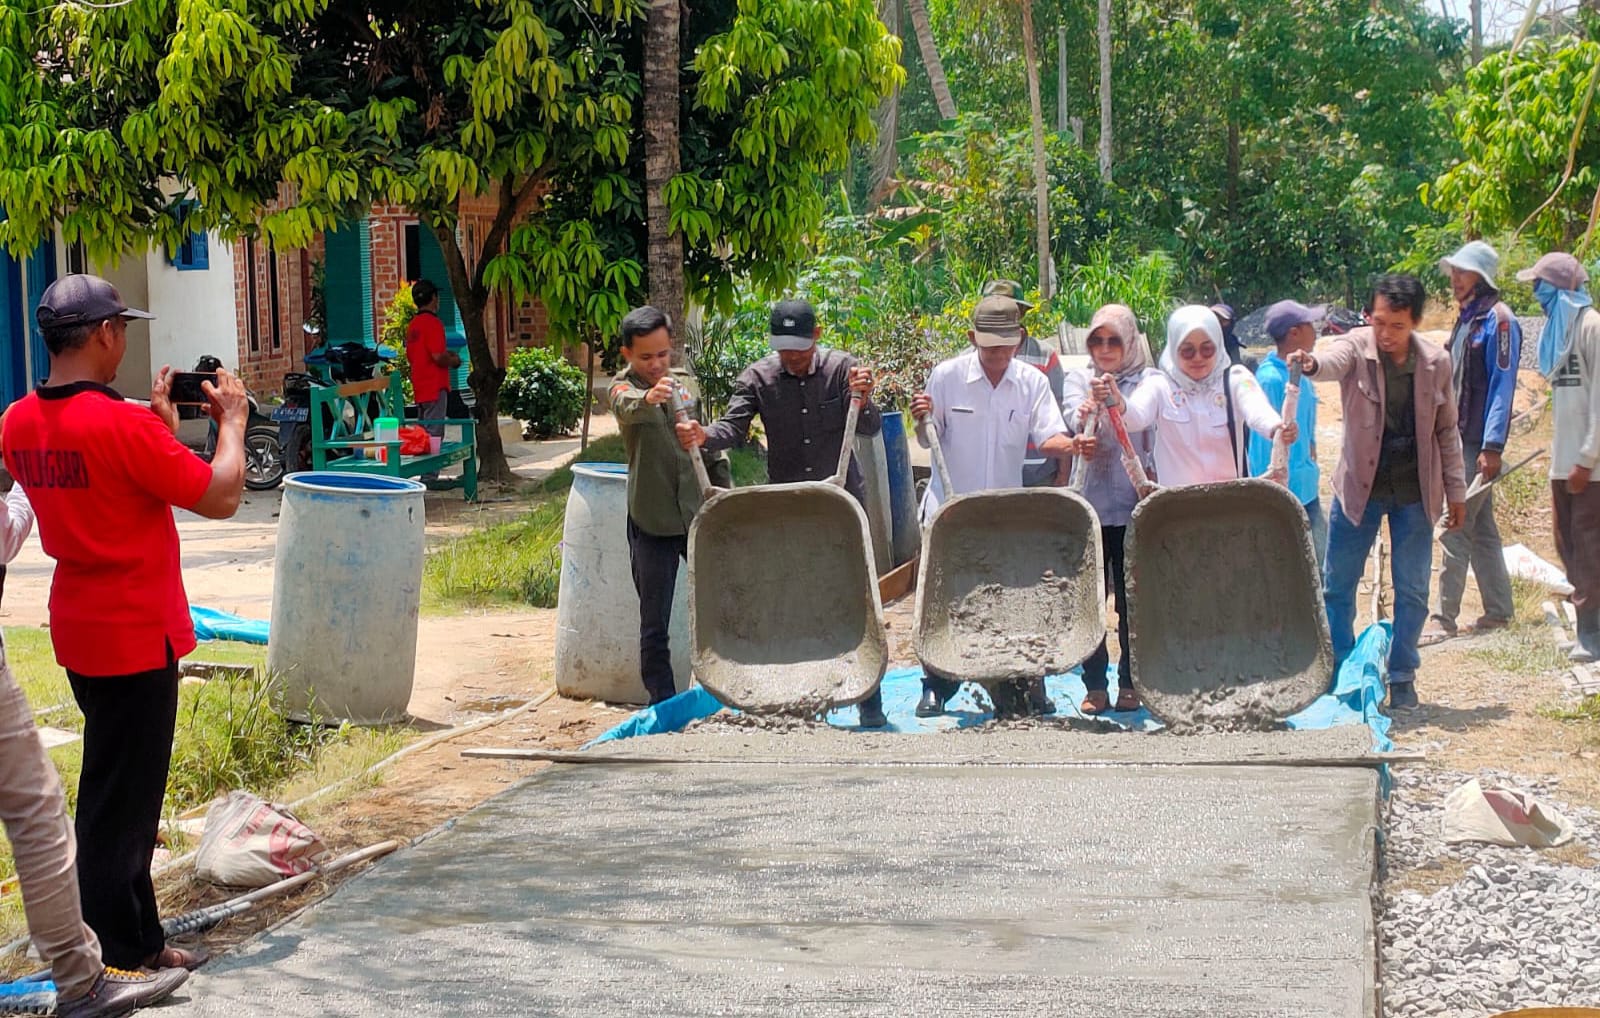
571, 462, 628, 479
283, 472, 427, 494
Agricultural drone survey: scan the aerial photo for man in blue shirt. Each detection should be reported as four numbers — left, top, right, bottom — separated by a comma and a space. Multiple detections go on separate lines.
1248, 300, 1326, 567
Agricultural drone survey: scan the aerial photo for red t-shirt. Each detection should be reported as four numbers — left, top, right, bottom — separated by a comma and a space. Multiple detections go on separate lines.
406, 311, 450, 403
1, 383, 212, 676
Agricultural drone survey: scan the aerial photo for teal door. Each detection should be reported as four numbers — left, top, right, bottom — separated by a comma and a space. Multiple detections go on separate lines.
323, 219, 374, 347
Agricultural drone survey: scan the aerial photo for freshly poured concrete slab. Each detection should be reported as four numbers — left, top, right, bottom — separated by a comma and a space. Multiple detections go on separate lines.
169, 759, 1379, 1017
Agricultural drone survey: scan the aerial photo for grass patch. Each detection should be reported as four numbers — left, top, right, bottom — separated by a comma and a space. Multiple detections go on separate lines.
0, 628, 414, 888
425, 439, 768, 609
1543, 693, 1600, 724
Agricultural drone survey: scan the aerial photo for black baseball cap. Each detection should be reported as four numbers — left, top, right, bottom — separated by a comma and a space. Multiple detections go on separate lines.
35, 274, 155, 329
769, 299, 817, 351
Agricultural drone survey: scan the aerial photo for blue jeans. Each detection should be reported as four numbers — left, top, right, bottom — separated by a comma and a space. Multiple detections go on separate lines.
1323, 495, 1432, 682
1304, 497, 1328, 573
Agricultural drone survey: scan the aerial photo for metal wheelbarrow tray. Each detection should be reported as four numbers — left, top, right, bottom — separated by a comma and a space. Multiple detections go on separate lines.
680, 391, 887, 713
1126, 478, 1333, 727
914, 485, 1105, 685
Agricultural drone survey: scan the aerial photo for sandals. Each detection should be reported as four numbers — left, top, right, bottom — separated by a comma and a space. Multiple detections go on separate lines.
1080, 690, 1111, 715
1114, 689, 1141, 712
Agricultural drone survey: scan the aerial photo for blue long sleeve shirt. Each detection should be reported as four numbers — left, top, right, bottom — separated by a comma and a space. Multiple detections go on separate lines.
1246, 351, 1320, 506
1450, 301, 1521, 453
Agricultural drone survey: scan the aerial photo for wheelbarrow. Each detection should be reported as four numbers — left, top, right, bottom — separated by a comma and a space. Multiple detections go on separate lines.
678, 390, 887, 714
1124, 474, 1333, 727
913, 418, 1105, 686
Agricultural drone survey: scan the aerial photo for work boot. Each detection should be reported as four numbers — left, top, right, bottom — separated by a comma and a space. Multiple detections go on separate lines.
1387, 680, 1419, 712
1571, 609, 1600, 664
914, 687, 946, 718
57, 966, 189, 1018
857, 689, 888, 729
1025, 678, 1055, 716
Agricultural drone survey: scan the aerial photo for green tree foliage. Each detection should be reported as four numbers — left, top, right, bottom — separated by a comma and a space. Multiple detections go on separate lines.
0, 0, 897, 481
1425, 38, 1600, 255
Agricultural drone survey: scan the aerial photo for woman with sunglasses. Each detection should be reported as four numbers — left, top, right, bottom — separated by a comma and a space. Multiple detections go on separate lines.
1094, 304, 1296, 487
1063, 304, 1158, 715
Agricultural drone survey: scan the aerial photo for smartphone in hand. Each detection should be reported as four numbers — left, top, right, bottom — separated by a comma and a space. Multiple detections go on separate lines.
169, 371, 219, 405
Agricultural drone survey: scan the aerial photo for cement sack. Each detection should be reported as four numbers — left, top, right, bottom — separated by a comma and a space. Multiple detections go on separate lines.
1503, 543, 1575, 597
1441, 778, 1575, 848
195, 791, 325, 888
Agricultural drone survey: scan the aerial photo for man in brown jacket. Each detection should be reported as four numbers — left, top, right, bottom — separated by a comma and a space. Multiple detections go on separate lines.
1292, 274, 1467, 711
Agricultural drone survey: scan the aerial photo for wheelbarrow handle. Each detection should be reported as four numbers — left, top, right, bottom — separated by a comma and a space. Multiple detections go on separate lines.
918, 414, 957, 502
669, 385, 716, 501
831, 392, 864, 488
1266, 361, 1301, 485
1069, 409, 1099, 493
1105, 404, 1156, 497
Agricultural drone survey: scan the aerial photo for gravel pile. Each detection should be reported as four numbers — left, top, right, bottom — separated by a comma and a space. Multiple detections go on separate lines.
1518, 316, 1546, 370
1380, 766, 1600, 1017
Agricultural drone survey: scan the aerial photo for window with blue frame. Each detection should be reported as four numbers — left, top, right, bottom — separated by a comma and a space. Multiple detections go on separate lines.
169, 201, 209, 271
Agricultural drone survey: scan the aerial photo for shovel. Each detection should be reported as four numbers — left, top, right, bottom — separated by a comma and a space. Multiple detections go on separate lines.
1432, 447, 1544, 540
913, 416, 1105, 687
677, 388, 887, 714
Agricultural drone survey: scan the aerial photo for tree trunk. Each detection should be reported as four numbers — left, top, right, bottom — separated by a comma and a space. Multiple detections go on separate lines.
644, 0, 686, 345
1470, 0, 1482, 63
429, 219, 515, 485
1225, 77, 1240, 215
1021, 0, 1053, 299
1097, 0, 1112, 181
869, 0, 902, 207
908, 0, 956, 121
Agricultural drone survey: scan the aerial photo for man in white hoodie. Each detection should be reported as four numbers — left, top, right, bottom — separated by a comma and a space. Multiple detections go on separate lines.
1522, 252, 1600, 662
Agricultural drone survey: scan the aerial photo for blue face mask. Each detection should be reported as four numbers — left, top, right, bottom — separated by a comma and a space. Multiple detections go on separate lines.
1534, 279, 1557, 308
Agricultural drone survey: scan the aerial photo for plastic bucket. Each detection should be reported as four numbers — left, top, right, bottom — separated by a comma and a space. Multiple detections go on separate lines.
553, 464, 691, 703
268, 472, 425, 724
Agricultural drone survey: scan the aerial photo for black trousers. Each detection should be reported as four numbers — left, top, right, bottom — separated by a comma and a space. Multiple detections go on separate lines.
66, 648, 179, 969
628, 517, 687, 705
1081, 524, 1132, 692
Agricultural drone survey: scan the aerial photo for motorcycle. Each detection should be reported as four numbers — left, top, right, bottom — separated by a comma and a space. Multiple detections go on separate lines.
273, 325, 399, 474
133, 356, 285, 491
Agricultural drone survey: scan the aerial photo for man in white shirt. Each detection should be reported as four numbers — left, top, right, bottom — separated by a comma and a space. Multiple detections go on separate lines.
910, 294, 1084, 718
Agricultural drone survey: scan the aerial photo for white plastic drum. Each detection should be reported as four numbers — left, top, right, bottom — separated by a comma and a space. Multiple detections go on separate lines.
269, 472, 426, 725
554, 463, 691, 703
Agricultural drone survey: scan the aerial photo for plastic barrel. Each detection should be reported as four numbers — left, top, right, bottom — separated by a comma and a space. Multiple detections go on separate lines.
853, 429, 893, 575
554, 464, 690, 703
269, 472, 425, 725
881, 411, 919, 567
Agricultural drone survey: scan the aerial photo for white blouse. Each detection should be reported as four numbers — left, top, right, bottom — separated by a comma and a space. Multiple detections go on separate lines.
1120, 367, 1282, 487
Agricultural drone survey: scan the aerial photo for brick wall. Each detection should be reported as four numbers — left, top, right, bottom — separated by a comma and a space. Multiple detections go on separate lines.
233, 194, 558, 395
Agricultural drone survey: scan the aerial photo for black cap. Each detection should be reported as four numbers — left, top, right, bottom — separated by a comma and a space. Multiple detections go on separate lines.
35, 274, 155, 329
768, 299, 817, 351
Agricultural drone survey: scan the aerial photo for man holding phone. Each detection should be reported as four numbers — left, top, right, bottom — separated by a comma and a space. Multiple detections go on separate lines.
1, 274, 250, 973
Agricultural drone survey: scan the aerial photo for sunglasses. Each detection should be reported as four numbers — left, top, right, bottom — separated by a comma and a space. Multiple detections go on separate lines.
1086, 334, 1124, 349
1178, 343, 1216, 360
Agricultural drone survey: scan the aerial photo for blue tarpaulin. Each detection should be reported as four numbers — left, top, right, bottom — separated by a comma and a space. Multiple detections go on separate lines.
588, 622, 1396, 752
190, 605, 270, 645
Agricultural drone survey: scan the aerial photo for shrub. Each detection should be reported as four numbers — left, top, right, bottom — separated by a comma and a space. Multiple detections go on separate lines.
686, 306, 772, 420
501, 345, 588, 438
379, 282, 417, 403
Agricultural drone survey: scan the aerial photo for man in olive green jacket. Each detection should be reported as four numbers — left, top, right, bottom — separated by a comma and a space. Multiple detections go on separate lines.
611, 306, 730, 704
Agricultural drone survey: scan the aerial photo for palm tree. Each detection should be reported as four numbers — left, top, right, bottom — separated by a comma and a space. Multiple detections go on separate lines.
1020, 0, 1053, 297
908, 0, 957, 121
644, 0, 686, 341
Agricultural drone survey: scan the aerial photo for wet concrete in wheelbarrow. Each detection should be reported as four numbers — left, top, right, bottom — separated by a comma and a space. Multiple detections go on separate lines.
165, 734, 1380, 1017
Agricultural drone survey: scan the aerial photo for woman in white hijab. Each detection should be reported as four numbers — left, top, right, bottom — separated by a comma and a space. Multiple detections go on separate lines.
1063, 304, 1157, 714
1094, 304, 1295, 487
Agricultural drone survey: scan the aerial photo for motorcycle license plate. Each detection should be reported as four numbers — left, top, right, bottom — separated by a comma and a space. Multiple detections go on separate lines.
271, 406, 309, 423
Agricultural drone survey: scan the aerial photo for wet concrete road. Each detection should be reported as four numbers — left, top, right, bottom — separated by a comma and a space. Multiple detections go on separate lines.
168, 761, 1379, 1017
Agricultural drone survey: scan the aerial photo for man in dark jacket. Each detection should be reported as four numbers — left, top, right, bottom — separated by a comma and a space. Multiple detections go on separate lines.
676, 299, 887, 727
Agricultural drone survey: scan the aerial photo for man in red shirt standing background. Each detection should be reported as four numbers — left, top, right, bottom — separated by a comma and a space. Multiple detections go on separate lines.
405, 280, 461, 482
1, 274, 249, 973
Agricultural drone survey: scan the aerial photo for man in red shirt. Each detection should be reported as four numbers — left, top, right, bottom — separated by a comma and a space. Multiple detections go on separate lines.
1, 274, 249, 973
405, 280, 460, 481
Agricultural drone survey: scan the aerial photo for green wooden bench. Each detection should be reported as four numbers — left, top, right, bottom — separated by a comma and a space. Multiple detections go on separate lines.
310, 373, 478, 500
